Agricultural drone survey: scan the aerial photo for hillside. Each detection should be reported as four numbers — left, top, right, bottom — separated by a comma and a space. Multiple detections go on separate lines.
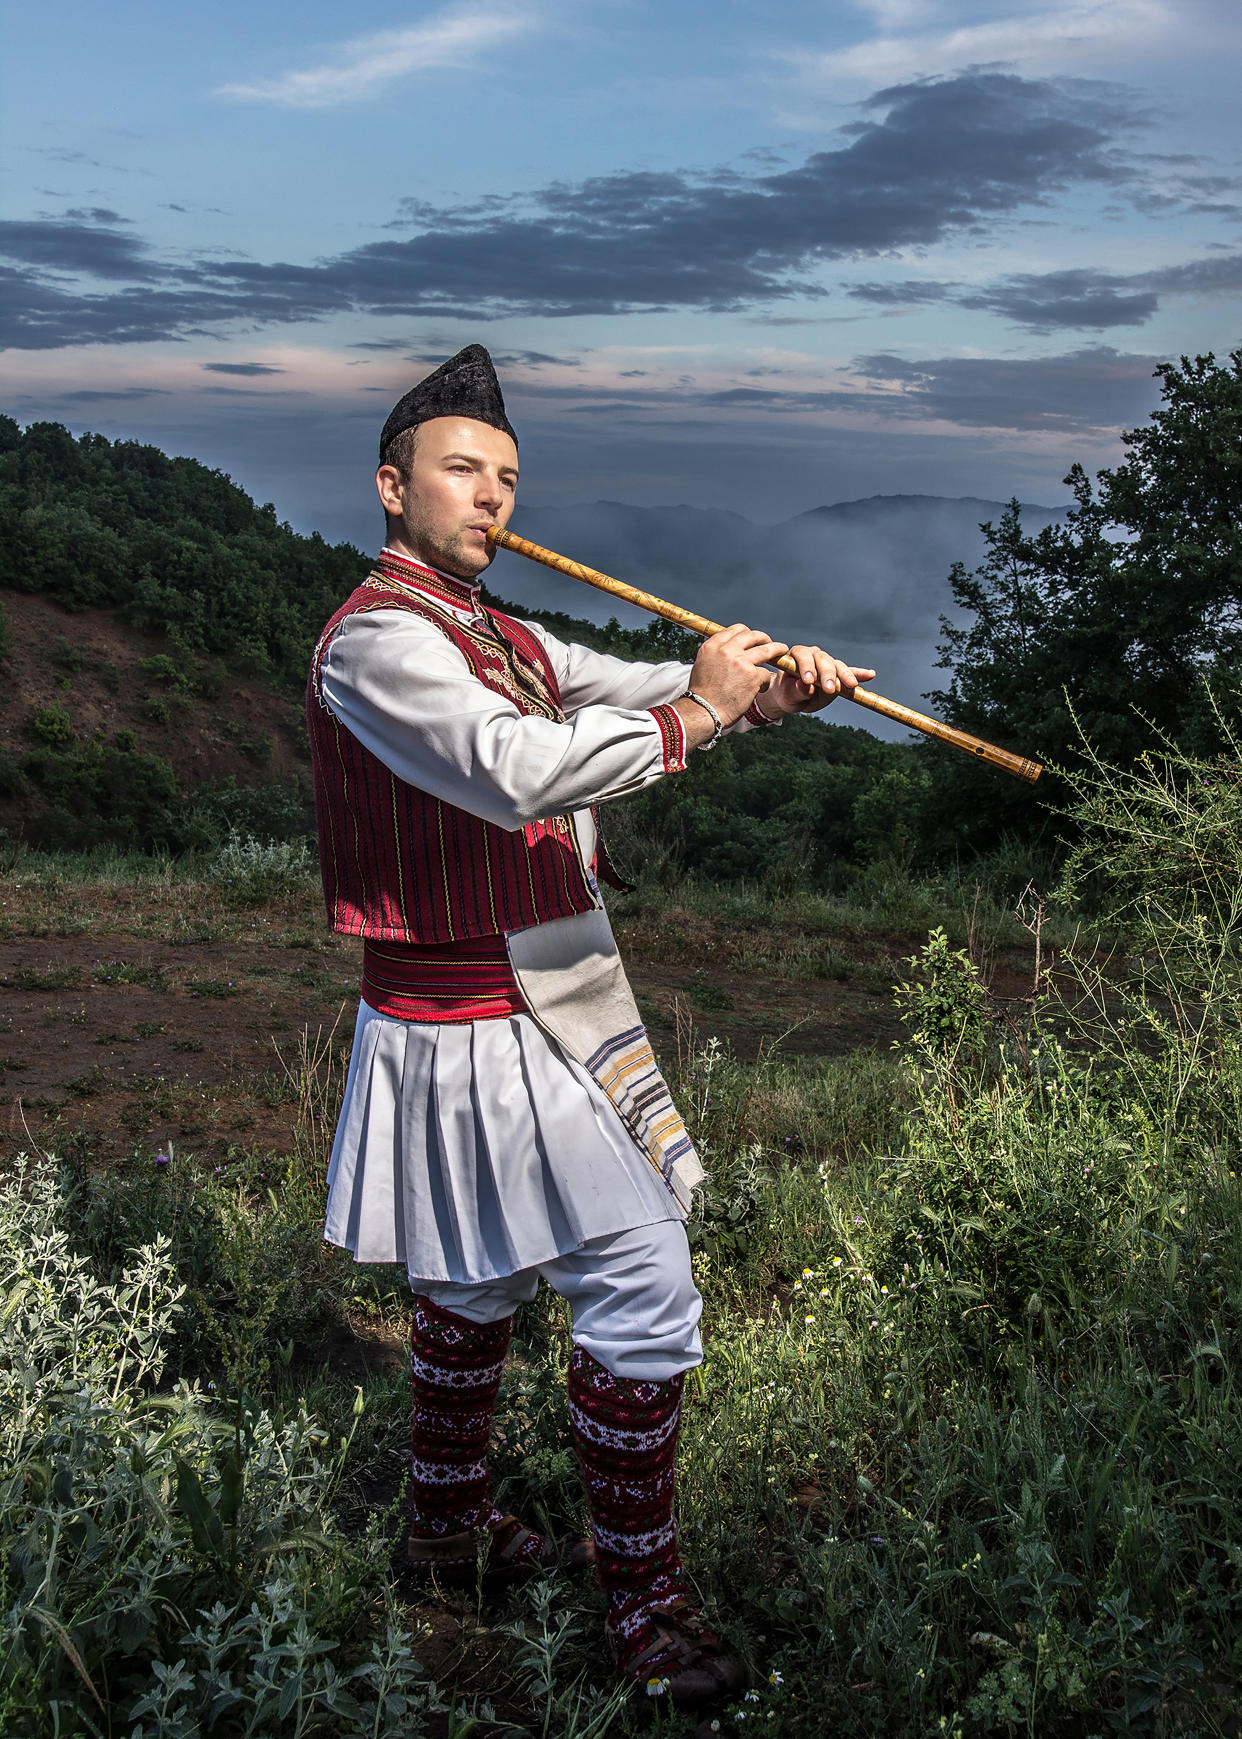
0, 415, 375, 847
0, 588, 313, 849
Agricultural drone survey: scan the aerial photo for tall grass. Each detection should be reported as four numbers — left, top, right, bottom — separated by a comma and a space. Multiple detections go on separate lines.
613, 840, 1082, 962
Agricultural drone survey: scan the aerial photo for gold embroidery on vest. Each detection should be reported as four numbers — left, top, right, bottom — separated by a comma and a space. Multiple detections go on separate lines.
389, 773, 410, 936
435, 801, 455, 942
480, 827, 499, 932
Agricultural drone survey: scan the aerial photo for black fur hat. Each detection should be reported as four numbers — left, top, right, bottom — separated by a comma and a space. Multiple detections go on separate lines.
379, 344, 517, 460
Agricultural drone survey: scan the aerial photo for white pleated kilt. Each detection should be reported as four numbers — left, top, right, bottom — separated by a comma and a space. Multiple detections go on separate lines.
323, 1002, 684, 1284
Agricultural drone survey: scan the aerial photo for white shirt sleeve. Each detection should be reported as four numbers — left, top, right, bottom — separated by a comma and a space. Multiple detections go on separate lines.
318, 609, 684, 833
523, 620, 779, 734
523, 621, 692, 712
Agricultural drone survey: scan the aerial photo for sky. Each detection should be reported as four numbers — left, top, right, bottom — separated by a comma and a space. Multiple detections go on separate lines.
2, 0, 1240, 553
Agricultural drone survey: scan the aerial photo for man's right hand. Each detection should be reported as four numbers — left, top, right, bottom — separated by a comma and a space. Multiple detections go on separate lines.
673, 625, 789, 747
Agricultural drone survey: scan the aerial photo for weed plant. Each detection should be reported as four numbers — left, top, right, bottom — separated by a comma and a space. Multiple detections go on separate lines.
4, 739, 1242, 1735
211, 834, 317, 906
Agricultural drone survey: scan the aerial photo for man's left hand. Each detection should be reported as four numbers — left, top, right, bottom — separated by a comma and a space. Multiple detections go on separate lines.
759, 645, 877, 717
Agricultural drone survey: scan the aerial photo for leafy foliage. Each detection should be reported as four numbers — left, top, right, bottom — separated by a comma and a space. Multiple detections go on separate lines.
27, 702, 75, 747
894, 927, 989, 1068
0, 416, 367, 692
22, 735, 186, 851
925, 350, 1242, 848
605, 712, 917, 886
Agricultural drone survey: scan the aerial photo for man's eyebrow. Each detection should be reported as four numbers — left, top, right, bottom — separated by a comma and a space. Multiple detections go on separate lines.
442, 450, 518, 477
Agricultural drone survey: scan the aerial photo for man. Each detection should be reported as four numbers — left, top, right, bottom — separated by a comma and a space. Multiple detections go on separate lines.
307, 345, 873, 1710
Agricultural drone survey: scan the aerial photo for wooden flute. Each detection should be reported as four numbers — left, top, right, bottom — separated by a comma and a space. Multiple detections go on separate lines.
486, 525, 1042, 784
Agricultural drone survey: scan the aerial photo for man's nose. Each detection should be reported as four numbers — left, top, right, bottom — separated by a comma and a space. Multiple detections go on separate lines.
475, 471, 504, 508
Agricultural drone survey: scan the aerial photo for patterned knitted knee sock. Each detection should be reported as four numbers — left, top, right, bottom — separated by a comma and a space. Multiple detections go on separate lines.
566, 1344, 693, 1670
409, 1293, 546, 1567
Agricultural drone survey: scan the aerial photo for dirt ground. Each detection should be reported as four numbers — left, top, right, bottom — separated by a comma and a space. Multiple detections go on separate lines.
0, 873, 1043, 1168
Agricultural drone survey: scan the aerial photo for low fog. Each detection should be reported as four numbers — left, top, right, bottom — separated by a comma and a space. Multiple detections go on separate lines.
487, 495, 1065, 741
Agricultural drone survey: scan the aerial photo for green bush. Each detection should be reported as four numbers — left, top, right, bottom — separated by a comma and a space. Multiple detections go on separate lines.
188, 777, 311, 846
22, 739, 184, 852
0, 749, 29, 800
49, 636, 85, 674
139, 652, 192, 691
894, 926, 990, 1069
61, 1140, 338, 1378
27, 702, 75, 747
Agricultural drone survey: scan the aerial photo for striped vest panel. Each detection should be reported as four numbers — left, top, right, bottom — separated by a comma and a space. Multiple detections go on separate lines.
306, 580, 600, 943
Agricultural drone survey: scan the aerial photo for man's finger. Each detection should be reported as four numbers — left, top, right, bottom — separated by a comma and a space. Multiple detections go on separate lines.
786, 645, 839, 693
788, 644, 823, 687
731, 627, 785, 653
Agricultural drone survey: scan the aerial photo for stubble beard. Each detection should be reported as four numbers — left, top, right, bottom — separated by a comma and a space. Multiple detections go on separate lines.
396, 498, 491, 582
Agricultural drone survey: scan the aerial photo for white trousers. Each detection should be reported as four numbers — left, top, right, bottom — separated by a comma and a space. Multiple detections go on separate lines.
414, 1219, 703, 1382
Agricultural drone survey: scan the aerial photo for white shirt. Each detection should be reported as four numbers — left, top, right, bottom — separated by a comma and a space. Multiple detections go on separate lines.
319, 566, 694, 865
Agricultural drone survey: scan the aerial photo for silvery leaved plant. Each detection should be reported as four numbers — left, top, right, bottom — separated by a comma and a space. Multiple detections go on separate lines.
0, 1155, 440, 1737
211, 831, 314, 904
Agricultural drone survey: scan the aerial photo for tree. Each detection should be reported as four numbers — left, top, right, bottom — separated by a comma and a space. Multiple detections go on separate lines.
922, 350, 1242, 850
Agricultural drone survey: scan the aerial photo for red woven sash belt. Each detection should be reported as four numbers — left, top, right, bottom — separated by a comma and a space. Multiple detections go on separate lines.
361, 936, 528, 1023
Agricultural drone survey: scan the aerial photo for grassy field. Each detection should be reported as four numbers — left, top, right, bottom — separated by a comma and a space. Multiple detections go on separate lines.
3, 742, 1242, 1738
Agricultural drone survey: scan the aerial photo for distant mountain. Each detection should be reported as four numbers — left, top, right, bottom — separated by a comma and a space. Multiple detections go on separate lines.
489, 494, 1066, 739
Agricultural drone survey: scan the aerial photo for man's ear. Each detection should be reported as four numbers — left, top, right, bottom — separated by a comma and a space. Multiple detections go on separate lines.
376, 464, 405, 517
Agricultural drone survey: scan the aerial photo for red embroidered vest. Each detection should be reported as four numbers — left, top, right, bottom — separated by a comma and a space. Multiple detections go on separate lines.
306, 559, 602, 943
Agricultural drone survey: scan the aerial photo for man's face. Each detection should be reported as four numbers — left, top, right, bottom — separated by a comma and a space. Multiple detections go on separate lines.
376, 416, 518, 579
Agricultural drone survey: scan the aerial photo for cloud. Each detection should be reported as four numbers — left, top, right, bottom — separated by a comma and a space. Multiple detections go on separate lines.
202, 361, 286, 375
0, 74, 1179, 348
1147, 251, 1242, 295
522, 346, 1159, 436
63, 207, 132, 226
846, 279, 953, 308
845, 250, 1242, 329
0, 216, 164, 282
959, 270, 1160, 330
204, 73, 1147, 319
491, 349, 582, 368
849, 347, 1164, 429
803, 0, 1173, 84
216, 5, 537, 108
58, 387, 170, 401
0, 265, 253, 350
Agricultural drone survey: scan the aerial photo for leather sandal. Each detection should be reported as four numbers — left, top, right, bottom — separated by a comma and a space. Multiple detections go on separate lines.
405, 1514, 590, 1586
607, 1594, 746, 1710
